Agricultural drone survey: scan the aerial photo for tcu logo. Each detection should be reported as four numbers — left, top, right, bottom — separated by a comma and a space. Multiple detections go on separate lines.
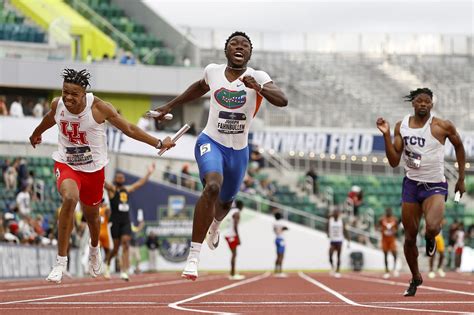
60, 121, 88, 145
403, 136, 425, 147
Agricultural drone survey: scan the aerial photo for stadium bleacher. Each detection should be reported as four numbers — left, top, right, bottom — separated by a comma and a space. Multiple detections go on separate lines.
0, 1, 45, 43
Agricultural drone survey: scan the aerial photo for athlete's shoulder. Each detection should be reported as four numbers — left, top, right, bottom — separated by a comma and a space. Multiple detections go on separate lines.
50, 97, 61, 110
205, 63, 224, 72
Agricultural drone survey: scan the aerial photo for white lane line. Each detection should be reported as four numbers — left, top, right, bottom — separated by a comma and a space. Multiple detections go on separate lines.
168, 272, 270, 314
358, 274, 474, 286
22, 301, 330, 305
345, 274, 474, 296
369, 301, 474, 305
0, 275, 224, 305
298, 272, 469, 314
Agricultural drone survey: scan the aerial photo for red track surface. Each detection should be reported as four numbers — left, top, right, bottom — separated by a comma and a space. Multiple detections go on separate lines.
0, 271, 473, 314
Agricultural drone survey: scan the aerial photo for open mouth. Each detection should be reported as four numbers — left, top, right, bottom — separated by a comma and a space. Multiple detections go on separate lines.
233, 52, 244, 61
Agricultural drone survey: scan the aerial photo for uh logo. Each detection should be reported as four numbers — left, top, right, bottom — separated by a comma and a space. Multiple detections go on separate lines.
403, 136, 425, 147
60, 120, 88, 145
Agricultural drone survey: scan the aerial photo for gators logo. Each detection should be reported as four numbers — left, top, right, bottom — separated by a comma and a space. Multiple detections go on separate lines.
214, 88, 247, 109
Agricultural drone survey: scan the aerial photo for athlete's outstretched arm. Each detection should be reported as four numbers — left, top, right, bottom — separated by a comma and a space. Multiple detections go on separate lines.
240, 76, 288, 107
96, 100, 174, 150
127, 163, 155, 193
151, 79, 210, 118
445, 121, 466, 195
376, 118, 403, 167
29, 98, 59, 148
104, 181, 115, 193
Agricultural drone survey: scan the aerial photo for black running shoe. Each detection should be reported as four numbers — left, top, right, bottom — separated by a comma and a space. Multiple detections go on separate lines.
425, 237, 437, 257
403, 278, 423, 297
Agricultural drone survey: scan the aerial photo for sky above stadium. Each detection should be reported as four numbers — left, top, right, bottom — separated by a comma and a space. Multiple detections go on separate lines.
144, 0, 473, 34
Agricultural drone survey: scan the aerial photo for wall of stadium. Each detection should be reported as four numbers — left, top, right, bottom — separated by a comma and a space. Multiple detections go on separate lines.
0, 58, 203, 95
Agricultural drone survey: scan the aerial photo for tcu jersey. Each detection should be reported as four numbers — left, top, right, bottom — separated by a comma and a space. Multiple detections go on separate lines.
400, 115, 445, 183
52, 93, 108, 172
202, 64, 272, 149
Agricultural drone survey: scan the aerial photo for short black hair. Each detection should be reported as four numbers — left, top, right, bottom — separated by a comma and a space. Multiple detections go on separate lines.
235, 200, 244, 210
61, 68, 91, 89
224, 31, 253, 51
274, 212, 282, 220
404, 88, 433, 102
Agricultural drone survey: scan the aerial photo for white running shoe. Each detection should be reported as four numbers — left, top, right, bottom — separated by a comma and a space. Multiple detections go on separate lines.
428, 271, 436, 279
383, 273, 390, 279
392, 270, 400, 277
120, 272, 129, 281
88, 247, 102, 278
438, 269, 446, 277
182, 257, 199, 281
205, 228, 220, 250
334, 272, 341, 278
229, 274, 246, 280
46, 261, 67, 284
104, 265, 111, 279
274, 273, 288, 278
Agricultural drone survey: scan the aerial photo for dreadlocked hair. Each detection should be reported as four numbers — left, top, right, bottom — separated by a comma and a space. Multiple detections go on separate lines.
224, 31, 253, 51
404, 88, 433, 102
61, 68, 91, 89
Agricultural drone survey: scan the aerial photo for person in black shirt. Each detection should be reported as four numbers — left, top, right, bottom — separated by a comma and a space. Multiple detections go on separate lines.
104, 163, 155, 281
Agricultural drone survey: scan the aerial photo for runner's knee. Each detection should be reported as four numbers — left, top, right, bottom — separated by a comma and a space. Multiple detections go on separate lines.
425, 224, 440, 239
204, 182, 221, 198
62, 191, 79, 206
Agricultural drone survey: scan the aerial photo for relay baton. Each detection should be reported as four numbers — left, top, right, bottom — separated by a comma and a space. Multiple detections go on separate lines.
158, 124, 190, 156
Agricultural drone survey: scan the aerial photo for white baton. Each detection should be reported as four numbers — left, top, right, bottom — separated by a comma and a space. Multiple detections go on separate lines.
158, 124, 190, 156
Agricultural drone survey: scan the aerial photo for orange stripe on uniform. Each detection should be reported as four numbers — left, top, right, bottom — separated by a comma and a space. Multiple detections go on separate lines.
253, 93, 264, 117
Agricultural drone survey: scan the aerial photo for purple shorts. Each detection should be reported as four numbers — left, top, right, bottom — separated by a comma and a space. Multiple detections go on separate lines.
402, 177, 448, 204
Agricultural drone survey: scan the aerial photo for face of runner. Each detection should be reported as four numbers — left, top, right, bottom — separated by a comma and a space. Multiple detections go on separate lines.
225, 35, 252, 68
412, 93, 433, 118
62, 82, 86, 113
114, 173, 126, 186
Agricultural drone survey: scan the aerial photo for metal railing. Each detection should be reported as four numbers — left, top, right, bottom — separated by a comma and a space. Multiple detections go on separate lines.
155, 166, 380, 246
67, 0, 135, 51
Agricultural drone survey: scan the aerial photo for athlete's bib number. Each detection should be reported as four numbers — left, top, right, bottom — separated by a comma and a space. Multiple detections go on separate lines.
217, 111, 246, 134
65, 146, 93, 165
119, 192, 129, 212
405, 150, 421, 169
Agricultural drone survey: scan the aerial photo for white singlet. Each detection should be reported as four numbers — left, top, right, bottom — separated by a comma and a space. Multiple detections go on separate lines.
225, 207, 240, 238
202, 63, 272, 150
52, 93, 108, 172
400, 114, 445, 183
328, 217, 344, 242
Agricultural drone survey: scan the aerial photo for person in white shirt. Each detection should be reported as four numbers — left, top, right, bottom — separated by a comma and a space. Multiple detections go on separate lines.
9, 97, 24, 117
327, 208, 347, 278
16, 185, 31, 216
224, 200, 244, 280
150, 31, 288, 281
33, 101, 44, 118
377, 87, 466, 296
454, 223, 465, 272
274, 212, 288, 277
29, 68, 175, 284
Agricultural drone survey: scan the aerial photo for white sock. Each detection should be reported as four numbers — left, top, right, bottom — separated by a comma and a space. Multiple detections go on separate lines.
57, 255, 68, 265
89, 243, 99, 254
209, 218, 222, 232
189, 242, 202, 259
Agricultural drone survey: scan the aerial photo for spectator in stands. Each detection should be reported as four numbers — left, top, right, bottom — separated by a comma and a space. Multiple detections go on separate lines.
454, 223, 465, 272
16, 184, 31, 216
259, 178, 276, 197
3, 158, 18, 191
347, 185, 363, 216
33, 99, 45, 118
3, 213, 20, 243
9, 96, 24, 117
468, 224, 474, 248
163, 165, 177, 184
18, 215, 36, 244
0, 95, 8, 115
120, 51, 136, 65
305, 167, 319, 194
146, 231, 159, 272
250, 146, 265, 169
16, 158, 29, 191
181, 164, 195, 190
137, 113, 152, 131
